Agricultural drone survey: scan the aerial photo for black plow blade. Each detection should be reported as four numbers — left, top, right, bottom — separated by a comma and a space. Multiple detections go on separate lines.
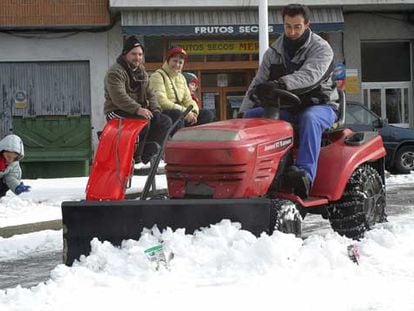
62, 198, 271, 265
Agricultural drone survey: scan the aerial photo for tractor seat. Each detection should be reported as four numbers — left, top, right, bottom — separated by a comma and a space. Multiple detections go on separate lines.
326, 88, 346, 133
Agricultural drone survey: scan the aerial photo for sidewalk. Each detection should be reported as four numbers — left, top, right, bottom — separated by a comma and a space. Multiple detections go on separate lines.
0, 170, 168, 239
0, 220, 62, 238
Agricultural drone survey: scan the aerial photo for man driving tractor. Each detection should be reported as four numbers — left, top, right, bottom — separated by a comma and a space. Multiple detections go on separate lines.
240, 3, 339, 199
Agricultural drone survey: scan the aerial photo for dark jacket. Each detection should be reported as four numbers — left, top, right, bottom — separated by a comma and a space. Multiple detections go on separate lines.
104, 62, 160, 115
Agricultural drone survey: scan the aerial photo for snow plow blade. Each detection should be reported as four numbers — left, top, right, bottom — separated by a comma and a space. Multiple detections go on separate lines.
62, 198, 271, 266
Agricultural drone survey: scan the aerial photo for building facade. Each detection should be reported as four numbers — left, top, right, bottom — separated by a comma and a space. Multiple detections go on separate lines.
110, 0, 414, 127
0, 0, 412, 177
0, 0, 114, 177
120, 7, 345, 121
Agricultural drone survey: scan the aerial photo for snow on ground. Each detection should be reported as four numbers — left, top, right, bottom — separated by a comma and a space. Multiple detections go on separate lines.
0, 230, 61, 261
386, 172, 414, 188
0, 172, 414, 310
0, 174, 167, 227
1, 221, 414, 310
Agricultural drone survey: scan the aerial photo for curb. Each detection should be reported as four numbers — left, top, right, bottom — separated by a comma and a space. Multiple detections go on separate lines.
0, 220, 62, 238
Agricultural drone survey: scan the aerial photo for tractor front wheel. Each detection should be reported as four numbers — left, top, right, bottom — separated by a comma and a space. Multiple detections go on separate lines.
269, 200, 302, 237
328, 165, 386, 239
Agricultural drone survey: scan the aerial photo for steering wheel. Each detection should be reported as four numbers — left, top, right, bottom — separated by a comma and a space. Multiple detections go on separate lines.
250, 83, 302, 110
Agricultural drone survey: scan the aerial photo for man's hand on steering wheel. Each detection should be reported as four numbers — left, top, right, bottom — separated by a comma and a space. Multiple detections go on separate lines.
250, 80, 302, 111
251, 80, 286, 102
266, 79, 287, 91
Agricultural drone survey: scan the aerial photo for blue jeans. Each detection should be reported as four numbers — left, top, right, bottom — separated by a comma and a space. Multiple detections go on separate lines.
243, 105, 337, 183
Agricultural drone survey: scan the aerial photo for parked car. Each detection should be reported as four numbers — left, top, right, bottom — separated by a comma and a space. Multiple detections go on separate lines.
344, 101, 414, 174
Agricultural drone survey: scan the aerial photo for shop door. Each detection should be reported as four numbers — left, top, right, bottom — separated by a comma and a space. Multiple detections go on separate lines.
200, 71, 253, 121
362, 82, 412, 127
361, 41, 412, 127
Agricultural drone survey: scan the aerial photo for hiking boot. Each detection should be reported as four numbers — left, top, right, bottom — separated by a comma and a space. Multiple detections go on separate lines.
284, 166, 312, 199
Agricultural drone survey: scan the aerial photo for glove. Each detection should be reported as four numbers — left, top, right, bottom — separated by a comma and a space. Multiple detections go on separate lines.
15, 182, 31, 195
255, 80, 286, 100
270, 79, 287, 90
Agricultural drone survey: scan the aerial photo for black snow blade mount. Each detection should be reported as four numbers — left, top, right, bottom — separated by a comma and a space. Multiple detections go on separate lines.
62, 198, 271, 266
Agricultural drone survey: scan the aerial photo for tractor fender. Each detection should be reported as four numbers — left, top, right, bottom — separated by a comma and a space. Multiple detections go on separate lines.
311, 130, 386, 201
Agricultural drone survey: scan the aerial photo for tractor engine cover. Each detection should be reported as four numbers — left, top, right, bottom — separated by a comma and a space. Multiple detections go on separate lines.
165, 118, 294, 199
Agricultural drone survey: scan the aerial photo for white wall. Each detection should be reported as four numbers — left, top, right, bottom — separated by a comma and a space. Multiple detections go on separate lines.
0, 24, 124, 151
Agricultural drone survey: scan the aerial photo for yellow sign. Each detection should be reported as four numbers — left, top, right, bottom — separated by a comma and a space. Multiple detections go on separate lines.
170, 40, 259, 55
345, 69, 360, 94
14, 91, 28, 109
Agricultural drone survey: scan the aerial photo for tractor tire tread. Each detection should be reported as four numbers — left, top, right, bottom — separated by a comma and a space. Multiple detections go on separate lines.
327, 165, 386, 240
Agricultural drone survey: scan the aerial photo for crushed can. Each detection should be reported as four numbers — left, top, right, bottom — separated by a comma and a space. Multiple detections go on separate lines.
347, 244, 360, 265
144, 244, 168, 270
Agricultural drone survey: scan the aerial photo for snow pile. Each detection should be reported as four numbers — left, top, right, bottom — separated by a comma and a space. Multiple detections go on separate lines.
0, 177, 86, 227
0, 172, 414, 310
1, 220, 414, 310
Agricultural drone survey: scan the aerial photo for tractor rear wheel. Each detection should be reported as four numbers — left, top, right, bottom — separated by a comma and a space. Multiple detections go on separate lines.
269, 200, 302, 237
328, 165, 386, 239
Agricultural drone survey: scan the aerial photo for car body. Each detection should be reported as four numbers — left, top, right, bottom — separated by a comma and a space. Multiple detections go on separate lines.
344, 101, 414, 173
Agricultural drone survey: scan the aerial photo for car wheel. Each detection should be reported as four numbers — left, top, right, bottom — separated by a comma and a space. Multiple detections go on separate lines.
393, 145, 414, 174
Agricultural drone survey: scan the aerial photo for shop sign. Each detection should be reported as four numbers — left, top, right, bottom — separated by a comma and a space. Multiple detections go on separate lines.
171, 40, 259, 55
345, 69, 360, 94
14, 90, 28, 109
123, 22, 342, 37
123, 24, 281, 37
193, 25, 275, 35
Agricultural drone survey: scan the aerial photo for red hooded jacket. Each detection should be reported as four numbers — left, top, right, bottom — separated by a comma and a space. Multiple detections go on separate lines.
0, 154, 7, 172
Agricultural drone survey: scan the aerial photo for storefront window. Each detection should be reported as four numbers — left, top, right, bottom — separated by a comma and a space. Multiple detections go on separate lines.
404, 88, 409, 124
202, 92, 219, 118
226, 92, 245, 119
144, 37, 164, 62
369, 89, 382, 117
206, 54, 250, 61
361, 41, 410, 82
362, 84, 411, 125
386, 88, 402, 123
201, 73, 247, 88
188, 55, 204, 62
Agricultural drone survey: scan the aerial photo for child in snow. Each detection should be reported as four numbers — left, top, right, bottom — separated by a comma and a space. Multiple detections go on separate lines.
0, 134, 31, 198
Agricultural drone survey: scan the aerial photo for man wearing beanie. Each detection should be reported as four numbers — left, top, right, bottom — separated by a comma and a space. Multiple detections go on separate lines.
104, 36, 172, 163
240, 4, 338, 199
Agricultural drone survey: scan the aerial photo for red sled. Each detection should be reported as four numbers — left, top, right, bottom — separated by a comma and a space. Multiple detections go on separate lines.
85, 118, 148, 201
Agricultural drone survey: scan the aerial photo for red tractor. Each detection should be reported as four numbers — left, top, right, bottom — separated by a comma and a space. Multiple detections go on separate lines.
62, 88, 387, 265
